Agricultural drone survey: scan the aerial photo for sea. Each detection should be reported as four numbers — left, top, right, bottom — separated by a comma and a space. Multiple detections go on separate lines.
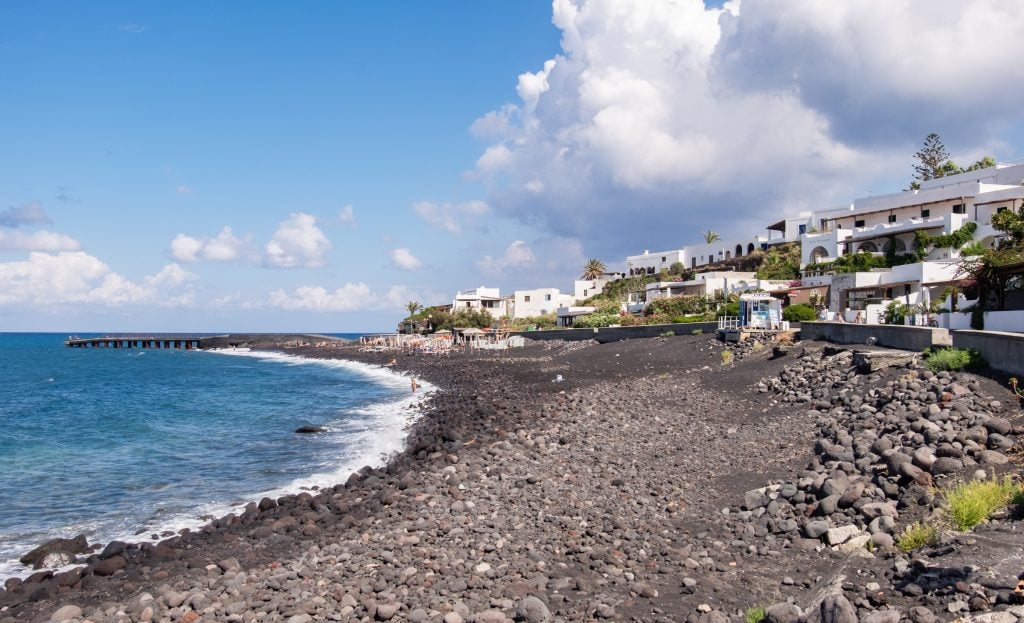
0, 333, 431, 580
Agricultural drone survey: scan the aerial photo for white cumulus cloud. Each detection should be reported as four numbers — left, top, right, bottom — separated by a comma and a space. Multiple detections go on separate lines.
337, 205, 356, 225
0, 229, 80, 252
170, 226, 247, 263
268, 283, 439, 313
470, 0, 1024, 254
412, 200, 489, 234
264, 213, 332, 268
0, 252, 195, 307
477, 240, 537, 273
389, 247, 422, 271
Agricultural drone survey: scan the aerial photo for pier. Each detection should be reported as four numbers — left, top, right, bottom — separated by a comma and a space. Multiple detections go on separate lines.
64, 334, 208, 349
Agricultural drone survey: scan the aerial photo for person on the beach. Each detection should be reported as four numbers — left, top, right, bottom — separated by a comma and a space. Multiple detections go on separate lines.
855, 311, 865, 324
411, 376, 419, 392
385, 358, 397, 367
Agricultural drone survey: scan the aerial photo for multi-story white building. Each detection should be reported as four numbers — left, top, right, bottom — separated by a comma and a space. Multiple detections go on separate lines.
643, 272, 788, 302
799, 163, 1024, 267
574, 272, 624, 301
452, 287, 509, 318
509, 288, 576, 319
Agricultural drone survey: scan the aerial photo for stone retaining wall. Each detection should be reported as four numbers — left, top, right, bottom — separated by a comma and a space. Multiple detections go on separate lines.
952, 329, 1024, 377
513, 322, 719, 344
799, 321, 952, 351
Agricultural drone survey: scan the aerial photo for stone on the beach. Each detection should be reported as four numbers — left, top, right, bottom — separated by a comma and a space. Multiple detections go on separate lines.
49, 605, 82, 623
744, 489, 768, 510
515, 596, 552, 623
870, 533, 894, 549
764, 603, 802, 623
931, 457, 963, 474
475, 609, 510, 623
978, 450, 1009, 465
826, 525, 862, 546
820, 594, 858, 623
443, 613, 464, 623
91, 554, 127, 576
20, 535, 89, 569
376, 603, 399, 620
861, 610, 900, 623
804, 520, 829, 539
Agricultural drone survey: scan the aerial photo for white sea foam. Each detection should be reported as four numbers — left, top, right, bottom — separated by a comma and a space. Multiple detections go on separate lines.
0, 349, 435, 581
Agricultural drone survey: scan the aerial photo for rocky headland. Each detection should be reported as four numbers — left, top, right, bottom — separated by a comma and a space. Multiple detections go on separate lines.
1, 334, 1022, 623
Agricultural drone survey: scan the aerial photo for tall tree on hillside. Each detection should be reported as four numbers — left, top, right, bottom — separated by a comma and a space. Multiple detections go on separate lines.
702, 230, 721, 243
581, 258, 606, 280
913, 133, 956, 183
405, 301, 422, 315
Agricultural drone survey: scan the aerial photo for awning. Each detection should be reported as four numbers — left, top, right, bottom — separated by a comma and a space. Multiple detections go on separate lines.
842, 280, 917, 292
766, 219, 786, 232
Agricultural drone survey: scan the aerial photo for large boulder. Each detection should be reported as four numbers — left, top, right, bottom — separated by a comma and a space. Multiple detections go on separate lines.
821, 594, 858, 623
20, 535, 90, 570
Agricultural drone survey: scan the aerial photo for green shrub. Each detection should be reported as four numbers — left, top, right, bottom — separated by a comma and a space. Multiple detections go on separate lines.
944, 475, 1022, 531
896, 522, 939, 552
572, 313, 620, 329
691, 329, 704, 335
716, 301, 740, 317
923, 347, 986, 373
745, 606, 766, 623
782, 303, 817, 322
646, 295, 709, 317
659, 331, 674, 337
720, 350, 734, 365
671, 313, 713, 324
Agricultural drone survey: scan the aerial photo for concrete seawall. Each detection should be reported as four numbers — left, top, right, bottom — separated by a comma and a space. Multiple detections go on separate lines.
513, 322, 720, 344
799, 322, 952, 351
952, 330, 1024, 377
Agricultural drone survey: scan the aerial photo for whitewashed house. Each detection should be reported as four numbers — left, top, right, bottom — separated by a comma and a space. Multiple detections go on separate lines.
574, 272, 624, 301
509, 288, 576, 319
452, 287, 508, 318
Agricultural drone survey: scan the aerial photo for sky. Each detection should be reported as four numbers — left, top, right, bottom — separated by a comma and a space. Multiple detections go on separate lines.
2, 0, 1024, 332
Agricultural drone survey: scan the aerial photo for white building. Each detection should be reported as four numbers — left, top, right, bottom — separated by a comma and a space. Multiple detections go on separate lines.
509, 288, 576, 319
574, 272, 624, 301
452, 287, 508, 318
799, 163, 1024, 267
643, 272, 788, 302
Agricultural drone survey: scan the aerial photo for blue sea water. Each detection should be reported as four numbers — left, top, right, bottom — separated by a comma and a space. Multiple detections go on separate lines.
0, 333, 430, 579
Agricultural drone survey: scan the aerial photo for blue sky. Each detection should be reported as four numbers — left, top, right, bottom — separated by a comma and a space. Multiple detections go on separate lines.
2, 1, 1023, 331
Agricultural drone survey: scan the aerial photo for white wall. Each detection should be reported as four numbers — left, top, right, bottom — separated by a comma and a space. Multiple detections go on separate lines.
938, 310, 1024, 333
513, 289, 575, 318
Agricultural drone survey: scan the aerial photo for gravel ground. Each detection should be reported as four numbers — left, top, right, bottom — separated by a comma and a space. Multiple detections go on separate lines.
1, 334, 1022, 623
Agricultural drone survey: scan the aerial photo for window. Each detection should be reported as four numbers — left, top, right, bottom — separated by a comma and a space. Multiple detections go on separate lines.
888, 214, 897, 223
524, 295, 531, 302
798, 224, 806, 235
855, 219, 865, 227
953, 204, 966, 214
544, 294, 551, 301
921, 209, 930, 218
997, 206, 1008, 213
662, 256, 666, 262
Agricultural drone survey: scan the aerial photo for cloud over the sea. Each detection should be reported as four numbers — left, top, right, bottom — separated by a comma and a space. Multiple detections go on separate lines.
0, 252, 195, 307
470, 0, 1024, 253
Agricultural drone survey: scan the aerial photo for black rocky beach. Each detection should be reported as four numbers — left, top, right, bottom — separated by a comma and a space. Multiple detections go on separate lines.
2, 334, 1023, 623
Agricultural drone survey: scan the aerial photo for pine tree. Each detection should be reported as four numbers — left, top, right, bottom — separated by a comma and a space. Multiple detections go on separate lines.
913, 133, 953, 182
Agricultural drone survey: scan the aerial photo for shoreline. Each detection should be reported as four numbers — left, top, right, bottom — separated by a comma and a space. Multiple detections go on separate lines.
0, 347, 437, 584
2, 335, 1022, 623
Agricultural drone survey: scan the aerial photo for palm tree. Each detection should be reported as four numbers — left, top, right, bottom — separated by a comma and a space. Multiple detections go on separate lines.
581, 259, 606, 280
405, 301, 422, 316
702, 230, 721, 243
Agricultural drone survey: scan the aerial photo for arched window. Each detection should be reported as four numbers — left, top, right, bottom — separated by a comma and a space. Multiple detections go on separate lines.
881, 238, 907, 255
858, 241, 879, 253
735, 244, 743, 257
747, 243, 755, 255
810, 246, 829, 263
725, 251, 732, 259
